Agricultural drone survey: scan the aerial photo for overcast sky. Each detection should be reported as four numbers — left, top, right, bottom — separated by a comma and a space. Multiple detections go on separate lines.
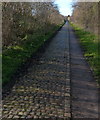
54, 0, 73, 16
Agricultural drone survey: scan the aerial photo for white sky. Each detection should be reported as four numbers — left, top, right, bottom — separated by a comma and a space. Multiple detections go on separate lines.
54, 0, 74, 16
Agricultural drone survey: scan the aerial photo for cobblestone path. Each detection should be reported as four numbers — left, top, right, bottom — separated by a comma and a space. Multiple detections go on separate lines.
2, 23, 71, 119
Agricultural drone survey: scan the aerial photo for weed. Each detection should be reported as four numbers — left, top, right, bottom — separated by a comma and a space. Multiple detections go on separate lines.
2, 24, 63, 85
70, 23, 100, 85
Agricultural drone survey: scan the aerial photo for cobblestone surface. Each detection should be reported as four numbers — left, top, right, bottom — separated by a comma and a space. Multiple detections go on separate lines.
2, 23, 70, 119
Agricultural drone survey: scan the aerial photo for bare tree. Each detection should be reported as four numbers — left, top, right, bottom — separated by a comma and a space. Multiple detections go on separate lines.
71, 2, 99, 35
2, 2, 64, 48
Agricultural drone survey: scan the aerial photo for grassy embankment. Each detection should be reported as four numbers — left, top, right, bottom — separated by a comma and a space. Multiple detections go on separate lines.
2, 23, 64, 85
70, 23, 100, 85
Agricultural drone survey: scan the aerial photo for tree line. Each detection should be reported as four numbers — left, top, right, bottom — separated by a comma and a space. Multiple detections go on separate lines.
2, 2, 64, 49
71, 2, 99, 35
71, 1, 100, 82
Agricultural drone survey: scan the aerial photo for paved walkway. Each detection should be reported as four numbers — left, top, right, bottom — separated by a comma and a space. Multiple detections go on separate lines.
2, 22, 99, 119
2, 23, 71, 119
69, 24, 99, 118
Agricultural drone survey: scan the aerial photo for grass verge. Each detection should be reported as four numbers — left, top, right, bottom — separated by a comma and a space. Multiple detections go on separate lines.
70, 23, 100, 85
2, 23, 64, 85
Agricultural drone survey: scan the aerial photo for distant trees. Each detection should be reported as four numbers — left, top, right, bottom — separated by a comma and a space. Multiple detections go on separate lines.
2, 2, 64, 48
71, 2, 99, 35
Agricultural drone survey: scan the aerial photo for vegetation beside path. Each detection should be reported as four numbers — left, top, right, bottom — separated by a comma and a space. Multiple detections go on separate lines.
3, 23, 64, 85
71, 23, 100, 85
2, 2, 65, 85
3, 23, 65, 85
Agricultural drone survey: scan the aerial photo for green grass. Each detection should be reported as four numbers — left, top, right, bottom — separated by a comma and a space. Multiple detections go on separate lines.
2, 23, 64, 85
70, 23, 100, 85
